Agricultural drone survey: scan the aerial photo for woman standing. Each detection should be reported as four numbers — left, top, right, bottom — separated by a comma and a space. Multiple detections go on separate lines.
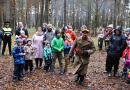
32, 27, 44, 69
97, 26, 104, 50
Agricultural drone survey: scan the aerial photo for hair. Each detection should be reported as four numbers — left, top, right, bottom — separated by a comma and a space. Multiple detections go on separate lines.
19, 22, 23, 24
99, 26, 103, 31
20, 30, 25, 34
81, 25, 87, 30
66, 33, 71, 38
37, 27, 42, 30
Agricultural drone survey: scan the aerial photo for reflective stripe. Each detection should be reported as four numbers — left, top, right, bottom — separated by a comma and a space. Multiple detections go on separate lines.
3, 28, 12, 35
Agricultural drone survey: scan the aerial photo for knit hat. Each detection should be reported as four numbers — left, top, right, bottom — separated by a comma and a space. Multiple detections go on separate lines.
62, 27, 66, 30
16, 39, 23, 46
55, 29, 60, 35
108, 24, 113, 29
127, 41, 130, 46
15, 35, 19, 40
125, 28, 130, 32
47, 24, 52, 28
27, 39, 31, 44
67, 25, 72, 29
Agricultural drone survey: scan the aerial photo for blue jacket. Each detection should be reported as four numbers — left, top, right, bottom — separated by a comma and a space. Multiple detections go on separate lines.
12, 46, 25, 64
64, 39, 73, 54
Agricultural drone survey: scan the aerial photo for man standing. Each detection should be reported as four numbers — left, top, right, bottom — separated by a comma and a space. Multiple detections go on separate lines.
69, 29, 96, 85
103, 24, 114, 73
2, 22, 13, 56
15, 22, 28, 37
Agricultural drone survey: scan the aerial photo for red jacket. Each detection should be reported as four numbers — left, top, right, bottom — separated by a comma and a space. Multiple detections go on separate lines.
65, 29, 76, 41
122, 47, 130, 60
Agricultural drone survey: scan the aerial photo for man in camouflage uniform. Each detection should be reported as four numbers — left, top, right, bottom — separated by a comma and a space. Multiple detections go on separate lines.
69, 29, 96, 85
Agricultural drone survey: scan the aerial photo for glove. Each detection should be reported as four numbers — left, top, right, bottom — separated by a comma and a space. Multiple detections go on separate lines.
69, 56, 72, 58
82, 50, 88, 55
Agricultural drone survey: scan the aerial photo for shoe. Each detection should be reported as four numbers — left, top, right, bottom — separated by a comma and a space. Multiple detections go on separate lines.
25, 71, 28, 74
18, 78, 23, 81
13, 79, 16, 82
35, 66, 38, 69
52, 71, 57, 74
39, 66, 42, 69
79, 76, 84, 85
30, 71, 33, 73
103, 70, 108, 73
75, 74, 79, 82
65, 71, 69, 75
114, 72, 118, 77
108, 72, 111, 77
60, 71, 63, 74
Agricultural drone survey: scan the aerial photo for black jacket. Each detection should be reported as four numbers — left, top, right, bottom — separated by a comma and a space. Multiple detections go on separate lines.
0, 30, 4, 43
15, 27, 28, 37
108, 26, 126, 58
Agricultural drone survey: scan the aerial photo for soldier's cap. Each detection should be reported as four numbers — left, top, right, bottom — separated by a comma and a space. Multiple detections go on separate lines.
4, 22, 9, 25
82, 29, 89, 35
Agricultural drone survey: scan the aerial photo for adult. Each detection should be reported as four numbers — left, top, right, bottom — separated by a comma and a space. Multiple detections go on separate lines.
97, 26, 104, 50
0, 30, 4, 56
43, 24, 55, 45
15, 22, 28, 37
2, 22, 13, 56
69, 29, 96, 85
103, 24, 114, 73
65, 25, 76, 41
32, 27, 44, 69
104, 28, 109, 51
60, 27, 67, 41
108, 26, 126, 77
79, 25, 87, 36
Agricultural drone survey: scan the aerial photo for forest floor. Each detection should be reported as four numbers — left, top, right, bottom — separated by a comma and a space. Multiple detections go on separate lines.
0, 30, 129, 90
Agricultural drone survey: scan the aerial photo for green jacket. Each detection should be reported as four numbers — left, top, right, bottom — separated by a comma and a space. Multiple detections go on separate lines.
51, 36, 64, 52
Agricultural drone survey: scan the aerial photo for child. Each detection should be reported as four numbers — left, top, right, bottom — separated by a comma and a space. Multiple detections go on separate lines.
51, 29, 64, 74
12, 39, 25, 82
24, 39, 34, 74
122, 41, 130, 79
64, 33, 73, 75
0, 30, 4, 56
19, 30, 28, 47
13, 35, 19, 47
43, 42, 52, 72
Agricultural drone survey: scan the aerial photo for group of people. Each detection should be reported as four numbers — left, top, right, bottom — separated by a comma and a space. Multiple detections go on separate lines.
1, 21, 130, 85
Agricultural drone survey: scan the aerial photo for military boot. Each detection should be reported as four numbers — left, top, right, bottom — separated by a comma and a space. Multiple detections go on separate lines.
75, 74, 80, 82
79, 75, 84, 85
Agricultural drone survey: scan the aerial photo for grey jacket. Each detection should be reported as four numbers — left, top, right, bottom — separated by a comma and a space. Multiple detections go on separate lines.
43, 30, 55, 45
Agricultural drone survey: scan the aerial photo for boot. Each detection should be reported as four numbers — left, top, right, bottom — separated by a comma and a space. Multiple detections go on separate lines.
75, 74, 80, 82
114, 72, 118, 77
122, 67, 127, 79
108, 71, 111, 77
18, 78, 23, 81
13, 76, 17, 82
79, 75, 84, 85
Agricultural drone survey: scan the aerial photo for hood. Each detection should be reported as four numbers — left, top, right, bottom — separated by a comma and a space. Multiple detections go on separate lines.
125, 28, 130, 32
66, 30, 72, 33
114, 26, 122, 33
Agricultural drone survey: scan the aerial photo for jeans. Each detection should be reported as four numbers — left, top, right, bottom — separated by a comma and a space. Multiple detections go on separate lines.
13, 64, 22, 79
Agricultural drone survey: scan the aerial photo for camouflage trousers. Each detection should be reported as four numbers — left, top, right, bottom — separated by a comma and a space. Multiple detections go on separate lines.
52, 52, 63, 71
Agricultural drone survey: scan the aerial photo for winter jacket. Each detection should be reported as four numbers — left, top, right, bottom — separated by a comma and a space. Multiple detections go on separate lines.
122, 47, 130, 60
79, 31, 82, 36
19, 35, 28, 46
97, 30, 104, 38
64, 39, 74, 54
51, 36, 64, 52
0, 30, 4, 44
65, 29, 76, 41
43, 30, 55, 45
32, 33, 44, 59
24, 44, 35, 60
2, 27, 13, 40
43, 46, 52, 59
12, 45, 25, 65
108, 26, 126, 58
15, 27, 29, 37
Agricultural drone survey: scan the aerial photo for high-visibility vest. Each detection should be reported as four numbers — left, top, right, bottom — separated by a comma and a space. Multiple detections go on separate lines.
3, 27, 12, 35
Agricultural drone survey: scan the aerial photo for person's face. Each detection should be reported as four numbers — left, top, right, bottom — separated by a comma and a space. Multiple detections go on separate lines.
19, 23, 23, 27
57, 33, 60, 36
125, 31, 130, 35
128, 44, 130, 48
108, 27, 112, 31
116, 30, 120, 35
5, 24, 9, 27
47, 44, 50, 47
106, 28, 108, 31
19, 42, 22, 46
21, 33, 25, 36
48, 26, 52, 30
67, 34, 71, 39
37, 28, 42, 33
28, 41, 31, 45
82, 26, 86, 30
83, 34, 88, 39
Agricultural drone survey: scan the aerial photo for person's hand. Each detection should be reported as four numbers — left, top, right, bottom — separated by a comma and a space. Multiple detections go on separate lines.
6, 34, 10, 37
51, 57, 52, 59
26, 51, 29, 53
31, 50, 33, 53
58, 49, 61, 52
69, 56, 72, 59
23, 38, 25, 41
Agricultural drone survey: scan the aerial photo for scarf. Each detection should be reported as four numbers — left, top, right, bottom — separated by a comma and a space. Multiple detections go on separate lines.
36, 32, 43, 36
17, 45, 22, 49
67, 38, 71, 41
56, 36, 60, 39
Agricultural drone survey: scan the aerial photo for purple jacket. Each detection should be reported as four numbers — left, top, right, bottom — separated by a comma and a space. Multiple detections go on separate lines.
19, 36, 28, 46
79, 31, 82, 36
32, 33, 44, 59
